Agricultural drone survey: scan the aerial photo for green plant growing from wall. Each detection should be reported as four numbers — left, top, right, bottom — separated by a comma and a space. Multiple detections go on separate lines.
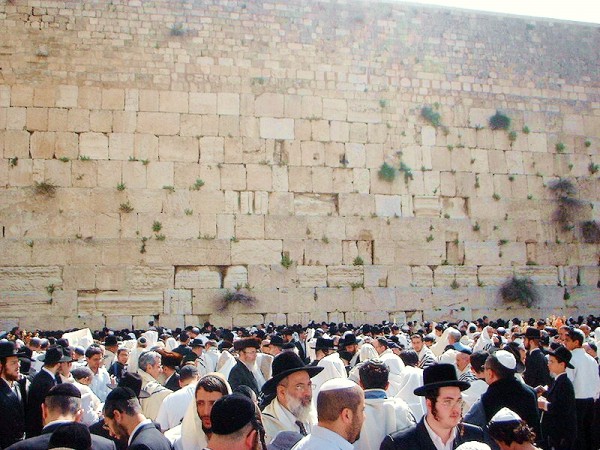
34, 181, 57, 197
399, 162, 413, 184
421, 105, 442, 127
116, 182, 126, 191
9, 157, 18, 167
508, 131, 517, 143
555, 142, 566, 153
489, 111, 511, 130
281, 253, 293, 269
450, 280, 460, 289
59, 156, 70, 162
163, 185, 175, 193
170, 22, 186, 36
119, 202, 134, 213
580, 220, 600, 244
589, 163, 599, 174
499, 276, 540, 307
191, 179, 205, 190
46, 284, 56, 296
152, 221, 162, 232
548, 178, 584, 232
584, 140, 591, 148
378, 162, 396, 182
353, 256, 364, 266
522, 125, 530, 134
216, 289, 256, 312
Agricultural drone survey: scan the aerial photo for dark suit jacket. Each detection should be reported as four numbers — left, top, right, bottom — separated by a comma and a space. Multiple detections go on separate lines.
380, 418, 484, 450
25, 369, 56, 438
164, 372, 180, 392
524, 348, 551, 388
542, 373, 577, 448
7, 422, 116, 450
294, 341, 309, 364
129, 422, 172, 450
228, 360, 260, 396
0, 378, 27, 449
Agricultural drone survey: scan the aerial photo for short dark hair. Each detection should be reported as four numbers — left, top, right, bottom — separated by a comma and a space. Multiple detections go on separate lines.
359, 359, 389, 389
567, 328, 584, 346
116, 348, 129, 356
399, 350, 419, 367
470, 351, 489, 374
197, 374, 229, 396
317, 386, 363, 422
85, 346, 102, 359
104, 396, 142, 419
488, 420, 536, 445
46, 395, 81, 416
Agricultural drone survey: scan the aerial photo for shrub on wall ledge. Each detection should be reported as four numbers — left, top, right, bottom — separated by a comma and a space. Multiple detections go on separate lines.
216, 289, 256, 312
580, 220, 600, 244
489, 111, 511, 130
499, 276, 540, 308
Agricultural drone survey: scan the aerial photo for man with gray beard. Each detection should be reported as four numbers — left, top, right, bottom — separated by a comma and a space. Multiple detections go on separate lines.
260, 352, 324, 443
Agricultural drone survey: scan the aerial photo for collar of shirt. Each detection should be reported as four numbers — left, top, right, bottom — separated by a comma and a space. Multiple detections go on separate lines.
42, 366, 57, 378
364, 389, 387, 400
423, 414, 457, 450
43, 419, 72, 431
308, 425, 354, 450
1, 377, 14, 389
128, 418, 153, 446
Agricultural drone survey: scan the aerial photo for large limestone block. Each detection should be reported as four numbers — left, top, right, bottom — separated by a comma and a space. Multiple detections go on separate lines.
109, 133, 134, 160
79, 133, 108, 160
223, 265, 248, 289
0, 290, 52, 316
247, 264, 296, 289
301, 141, 325, 166
175, 266, 222, 289
374, 194, 401, 217
413, 196, 440, 217
260, 118, 294, 140
394, 239, 445, 266
294, 193, 337, 216
143, 239, 231, 266
158, 136, 198, 162
387, 266, 412, 287
105, 316, 133, 330
126, 266, 174, 290
364, 265, 388, 287
78, 290, 163, 315
189, 93, 217, 114
347, 100, 381, 123
353, 287, 397, 312
578, 266, 599, 286
305, 240, 342, 266
255, 93, 284, 117
136, 112, 180, 135
464, 242, 501, 265
296, 266, 327, 287
327, 266, 363, 287
159, 91, 188, 113
217, 93, 240, 116
231, 240, 281, 265
315, 287, 352, 312
477, 266, 515, 286
322, 98, 347, 121
264, 216, 307, 240
163, 289, 192, 315
339, 193, 374, 217
514, 266, 559, 286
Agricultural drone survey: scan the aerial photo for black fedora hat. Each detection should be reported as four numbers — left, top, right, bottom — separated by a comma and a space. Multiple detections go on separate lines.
261, 352, 323, 395
314, 338, 335, 351
521, 327, 541, 339
38, 346, 72, 364
0, 339, 30, 360
341, 334, 358, 346
547, 345, 574, 369
414, 363, 470, 396
269, 335, 286, 347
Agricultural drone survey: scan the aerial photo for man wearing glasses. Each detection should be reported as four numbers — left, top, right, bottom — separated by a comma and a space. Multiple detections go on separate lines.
381, 364, 483, 450
228, 338, 264, 397
260, 352, 324, 443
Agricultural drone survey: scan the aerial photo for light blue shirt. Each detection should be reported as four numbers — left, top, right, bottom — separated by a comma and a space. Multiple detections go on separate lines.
292, 425, 354, 450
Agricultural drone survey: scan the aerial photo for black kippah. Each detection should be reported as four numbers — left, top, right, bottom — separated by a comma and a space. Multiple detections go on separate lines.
46, 383, 82, 399
210, 394, 255, 435
106, 386, 137, 402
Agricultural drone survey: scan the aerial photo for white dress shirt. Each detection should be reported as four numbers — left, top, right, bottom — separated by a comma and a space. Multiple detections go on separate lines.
423, 414, 457, 450
292, 425, 354, 450
567, 347, 600, 399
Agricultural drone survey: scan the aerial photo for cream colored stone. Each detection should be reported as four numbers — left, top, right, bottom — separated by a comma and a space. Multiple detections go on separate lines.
218, 93, 240, 116
137, 112, 180, 135
79, 133, 108, 159
231, 240, 281, 265
158, 136, 198, 162
223, 265, 248, 289
297, 265, 328, 287
259, 118, 294, 140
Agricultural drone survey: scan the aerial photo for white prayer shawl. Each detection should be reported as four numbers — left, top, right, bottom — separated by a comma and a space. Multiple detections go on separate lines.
472, 326, 494, 353
170, 376, 232, 450
165, 337, 178, 352
138, 370, 172, 421
431, 327, 455, 357
353, 392, 416, 450
62, 328, 94, 349
203, 350, 219, 374
462, 378, 488, 413
262, 397, 316, 445
358, 343, 378, 362
73, 381, 102, 426
311, 353, 348, 407
216, 350, 236, 379
156, 382, 196, 431
394, 365, 426, 421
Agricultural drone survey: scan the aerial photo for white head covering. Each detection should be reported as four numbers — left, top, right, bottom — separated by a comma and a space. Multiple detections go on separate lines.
431, 327, 455, 357
455, 442, 492, 450
358, 343, 378, 362
490, 407, 522, 423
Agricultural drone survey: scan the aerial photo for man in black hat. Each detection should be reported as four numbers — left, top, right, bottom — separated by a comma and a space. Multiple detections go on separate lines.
0, 339, 28, 448
261, 352, 324, 443
103, 335, 119, 368
338, 334, 359, 369
522, 327, 551, 389
381, 364, 483, 450
537, 346, 576, 450
8, 384, 116, 450
25, 346, 70, 437
229, 338, 264, 397
206, 393, 265, 450
103, 387, 171, 450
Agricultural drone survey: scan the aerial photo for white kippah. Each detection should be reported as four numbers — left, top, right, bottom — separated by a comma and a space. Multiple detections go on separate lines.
490, 407, 522, 423
455, 442, 492, 450
319, 378, 357, 392
494, 350, 516, 370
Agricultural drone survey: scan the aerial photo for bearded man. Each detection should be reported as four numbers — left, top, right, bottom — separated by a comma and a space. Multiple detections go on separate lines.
260, 352, 324, 443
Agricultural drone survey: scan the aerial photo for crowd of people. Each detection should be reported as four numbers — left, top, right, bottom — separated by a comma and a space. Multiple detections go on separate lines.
0, 313, 599, 450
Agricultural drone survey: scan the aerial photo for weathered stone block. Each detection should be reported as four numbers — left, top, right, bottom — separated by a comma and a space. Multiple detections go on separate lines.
231, 240, 281, 265
136, 112, 180, 135
164, 289, 192, 315
297, 265, 327, 287
223, 265, 248, 289
79, 133, 108, 160
326, 266, 363, 287
175, 266, 222, 289
217, 93, 240, 116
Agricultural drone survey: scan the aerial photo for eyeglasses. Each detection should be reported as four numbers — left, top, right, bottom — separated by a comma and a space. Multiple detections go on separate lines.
437, 398, 465, 409
288, 382, 314, 392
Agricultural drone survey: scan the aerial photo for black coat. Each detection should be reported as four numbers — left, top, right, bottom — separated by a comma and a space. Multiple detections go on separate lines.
542, 373, 577, 449
380, 418, 484, 450
164, 372, 180, 392
228, 360, 260, 396
0, 378, 27, 449
25, 369, 56, 438
481, 377, 540, 438
6, 422, 116, 450
524, 348, 551, 389
128, 422, 172, 450
294, 341, 309, 364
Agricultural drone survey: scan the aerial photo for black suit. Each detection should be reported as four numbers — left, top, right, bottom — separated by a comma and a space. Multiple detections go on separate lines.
524, 348, 551, 389
542, 373, 577, 450
0, 378, 27, 449
25, 369, 56, 438
7, 422, 116, 450
380, 418, 484, 450
164, 372, 180, 392
128, 422, 172, 450
228, 360, 260, 396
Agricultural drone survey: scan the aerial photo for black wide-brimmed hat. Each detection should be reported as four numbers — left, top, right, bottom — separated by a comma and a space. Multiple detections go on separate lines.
233, 337, 261, 351
547, 345, 574, 369
315, 337, 335, 351
341, 334, 358, 346
521, 327, 541, 339
0, 339, 30, 359
414, 363, 470, 396
261, 352, 323, 395
37, 346, 72, 364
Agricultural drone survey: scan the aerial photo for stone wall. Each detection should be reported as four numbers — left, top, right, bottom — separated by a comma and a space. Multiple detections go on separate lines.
0, 0, 598, 330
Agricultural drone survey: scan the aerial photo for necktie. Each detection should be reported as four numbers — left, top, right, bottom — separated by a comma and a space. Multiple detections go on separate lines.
295, 420, 308, 436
